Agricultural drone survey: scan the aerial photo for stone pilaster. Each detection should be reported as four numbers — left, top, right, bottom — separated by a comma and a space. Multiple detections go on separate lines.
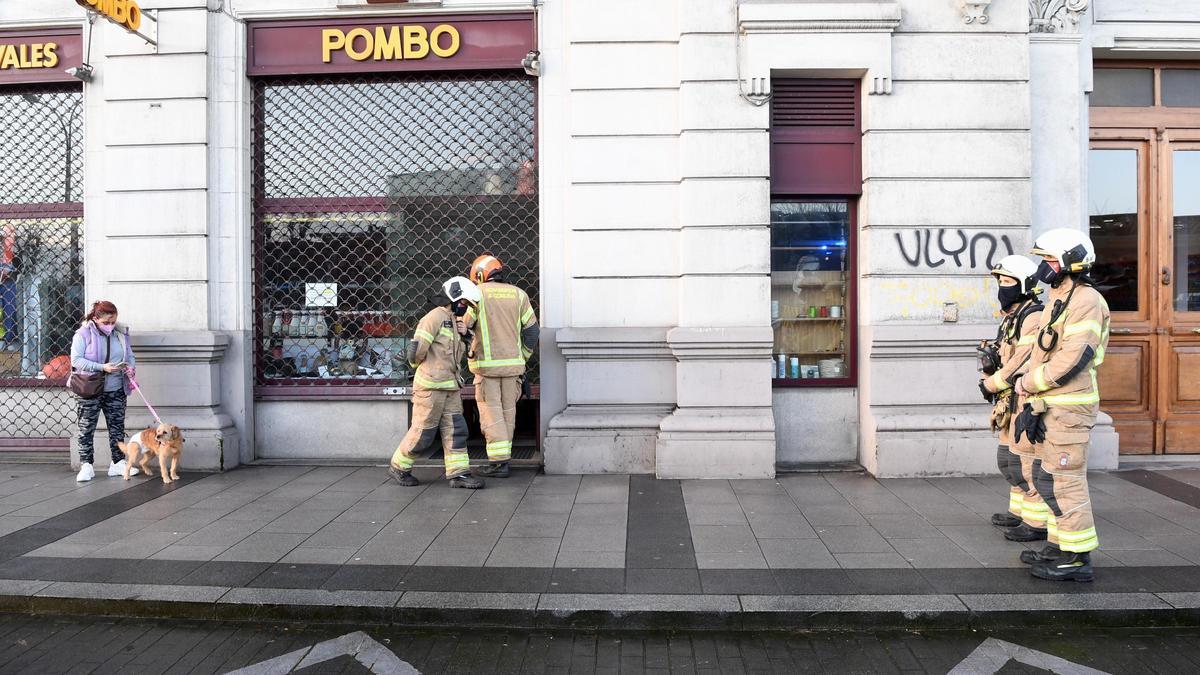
71, 2, 240, 471
657, 327, 776, 479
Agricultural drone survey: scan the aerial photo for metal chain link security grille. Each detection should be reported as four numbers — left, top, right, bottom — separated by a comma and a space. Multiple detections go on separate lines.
251, 73, 538, 392
0, 85, 85, 459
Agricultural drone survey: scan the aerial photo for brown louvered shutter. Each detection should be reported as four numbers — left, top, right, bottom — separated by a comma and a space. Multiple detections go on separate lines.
770, 79, 862, 195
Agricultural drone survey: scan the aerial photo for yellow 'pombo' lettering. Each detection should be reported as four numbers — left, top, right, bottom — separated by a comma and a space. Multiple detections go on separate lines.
322, 29, 345, 63
403, 26, 429, 59
75, 0, 143, 32
429, 25, 460, 58
320, 24, 461, 63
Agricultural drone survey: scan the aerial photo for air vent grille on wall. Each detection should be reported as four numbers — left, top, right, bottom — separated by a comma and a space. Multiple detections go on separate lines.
771, 80, 858, 128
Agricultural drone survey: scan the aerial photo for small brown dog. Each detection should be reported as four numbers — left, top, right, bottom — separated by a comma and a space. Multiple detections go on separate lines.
119, 424, 185, 483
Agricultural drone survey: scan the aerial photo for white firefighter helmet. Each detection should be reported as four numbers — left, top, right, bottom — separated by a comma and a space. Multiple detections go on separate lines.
442, 276, 482, 305
990, 255, 1040, 295
1031, 228, 1096, 273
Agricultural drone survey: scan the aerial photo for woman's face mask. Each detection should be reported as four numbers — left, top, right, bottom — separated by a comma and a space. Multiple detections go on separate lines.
95, 315, 117, 335
997, 283, 1023, 310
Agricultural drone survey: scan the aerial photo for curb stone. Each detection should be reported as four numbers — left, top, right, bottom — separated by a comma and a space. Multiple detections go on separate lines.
1, 585, 1199, 632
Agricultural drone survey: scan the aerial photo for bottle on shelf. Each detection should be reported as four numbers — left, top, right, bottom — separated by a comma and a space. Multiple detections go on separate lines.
271, 310, 282, 337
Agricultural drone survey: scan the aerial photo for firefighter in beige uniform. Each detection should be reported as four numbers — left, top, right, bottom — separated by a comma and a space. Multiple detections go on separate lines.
465, 254, 538, 478
388, 277, 484, 490
979, 256, 1049, 542
1014, 228, 1110, 582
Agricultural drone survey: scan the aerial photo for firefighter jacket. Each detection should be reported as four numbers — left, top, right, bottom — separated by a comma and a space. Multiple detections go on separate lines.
467, 281, 538, 378
409, 305, 465, 391
984, 298, 1044, 395
1018, 277, 1111, 431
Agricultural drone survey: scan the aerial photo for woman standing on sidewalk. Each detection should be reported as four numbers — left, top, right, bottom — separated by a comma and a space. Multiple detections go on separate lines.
70, 300, 139, 482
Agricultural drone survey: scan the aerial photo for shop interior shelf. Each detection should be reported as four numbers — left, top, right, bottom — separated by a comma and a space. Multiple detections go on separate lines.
775, 317, 844, 322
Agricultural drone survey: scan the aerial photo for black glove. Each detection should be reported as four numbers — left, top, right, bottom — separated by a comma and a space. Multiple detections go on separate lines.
979, 380, 996, 404
518, 374, 532, 400
1014, 403, 1046, 444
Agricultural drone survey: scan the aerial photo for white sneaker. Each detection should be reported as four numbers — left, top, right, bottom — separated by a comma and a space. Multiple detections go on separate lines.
108, 460, 140, 478
76, 463, 95, 482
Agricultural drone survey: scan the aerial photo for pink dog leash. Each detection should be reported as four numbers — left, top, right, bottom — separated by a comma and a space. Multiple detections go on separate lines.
127, 375, 164, 426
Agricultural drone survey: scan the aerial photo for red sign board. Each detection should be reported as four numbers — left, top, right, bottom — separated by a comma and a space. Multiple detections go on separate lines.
247, 13, 535, 77
0, 28, 83, 85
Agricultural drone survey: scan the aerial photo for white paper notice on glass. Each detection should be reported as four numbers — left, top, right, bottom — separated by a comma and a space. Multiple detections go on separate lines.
305, 283, 337, 307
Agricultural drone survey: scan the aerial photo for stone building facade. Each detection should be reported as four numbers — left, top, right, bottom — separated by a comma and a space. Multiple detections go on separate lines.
2, 1, 1197, 477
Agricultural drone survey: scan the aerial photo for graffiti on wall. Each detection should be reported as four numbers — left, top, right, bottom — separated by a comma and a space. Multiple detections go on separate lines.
894, 229, 1015, 270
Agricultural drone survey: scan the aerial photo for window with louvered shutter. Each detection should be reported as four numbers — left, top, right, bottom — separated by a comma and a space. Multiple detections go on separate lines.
769, 79, 860, 388
770, 79, 861, 195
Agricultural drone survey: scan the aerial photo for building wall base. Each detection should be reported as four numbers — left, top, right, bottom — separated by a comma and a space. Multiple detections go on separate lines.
866, 407, 1120, 478
657, 408, 776, 479
69, 331, 240, 473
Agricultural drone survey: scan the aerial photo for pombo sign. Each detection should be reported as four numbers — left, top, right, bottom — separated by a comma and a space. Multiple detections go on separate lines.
321, 24, 461, 63
75, 0, 143, 32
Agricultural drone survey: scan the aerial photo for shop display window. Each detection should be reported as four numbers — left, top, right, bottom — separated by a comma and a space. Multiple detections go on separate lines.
251, 74, 537, 393
770, 199, 853, 385
0, 85, 85, 443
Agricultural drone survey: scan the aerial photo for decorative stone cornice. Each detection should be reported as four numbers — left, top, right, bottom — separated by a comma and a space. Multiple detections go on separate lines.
554, 327, 672, 361
1029, 0, 1089, 34
131, 331, 230, 363
957, 0, 992, 25
667, 326, 774, 361
739, 1, 902, 34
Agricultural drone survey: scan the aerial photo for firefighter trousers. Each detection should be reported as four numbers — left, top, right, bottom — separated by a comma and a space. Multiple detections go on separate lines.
1033, 440, 1099, 553
390, 389, 471, 479
476, 375, 520, 463
996, 443, 1050, 529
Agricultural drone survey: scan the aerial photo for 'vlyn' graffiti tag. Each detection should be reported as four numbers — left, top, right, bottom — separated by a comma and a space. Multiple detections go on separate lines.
894, 229, 1014, 270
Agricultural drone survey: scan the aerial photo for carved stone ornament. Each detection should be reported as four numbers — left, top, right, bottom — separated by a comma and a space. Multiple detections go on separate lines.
1029, 0, 1089, 34
958, 0, 992, 25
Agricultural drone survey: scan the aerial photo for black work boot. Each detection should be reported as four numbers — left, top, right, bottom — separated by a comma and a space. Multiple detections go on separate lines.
449, 474, 485, 489
388, 466, 419, 487
475, 461, 510, 478
1003, 522, 1048, 542
1031, 551, 1094, 582
991, 513, 1022, 528
1020, 544, 1061, 565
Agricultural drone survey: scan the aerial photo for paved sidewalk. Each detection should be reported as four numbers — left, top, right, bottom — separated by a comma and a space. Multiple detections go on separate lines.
0, 463, 1198, 629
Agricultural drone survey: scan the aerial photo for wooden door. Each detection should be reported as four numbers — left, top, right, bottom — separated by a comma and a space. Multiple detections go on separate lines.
1091, 62, 1200, 454
1161, 134, 1200, 453
1089, 137, 1156, 453
1090, 134, 1200, 454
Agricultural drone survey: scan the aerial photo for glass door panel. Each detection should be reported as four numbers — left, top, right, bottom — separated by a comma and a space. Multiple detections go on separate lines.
1088, 148, 1141, 313
1172, 150, 1200, 312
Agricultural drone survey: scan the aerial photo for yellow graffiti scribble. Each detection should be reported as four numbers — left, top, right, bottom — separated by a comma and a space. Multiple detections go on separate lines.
878, 277, 993, 320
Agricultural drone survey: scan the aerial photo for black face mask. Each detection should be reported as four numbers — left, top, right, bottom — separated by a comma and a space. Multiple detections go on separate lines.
1036, 259, 1061, 286
997, 284, 1023, 310
452, 301, 469, 317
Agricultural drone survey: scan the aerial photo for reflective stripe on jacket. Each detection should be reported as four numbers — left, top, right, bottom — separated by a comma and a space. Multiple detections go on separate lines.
1019, 278, 1111, 414
410, 306, 463, 391
985, 299, 1043, 394
467, 281, 538, 378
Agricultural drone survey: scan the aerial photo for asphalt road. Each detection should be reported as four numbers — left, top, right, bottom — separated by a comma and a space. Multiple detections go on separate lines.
0, 614, 1197, 674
